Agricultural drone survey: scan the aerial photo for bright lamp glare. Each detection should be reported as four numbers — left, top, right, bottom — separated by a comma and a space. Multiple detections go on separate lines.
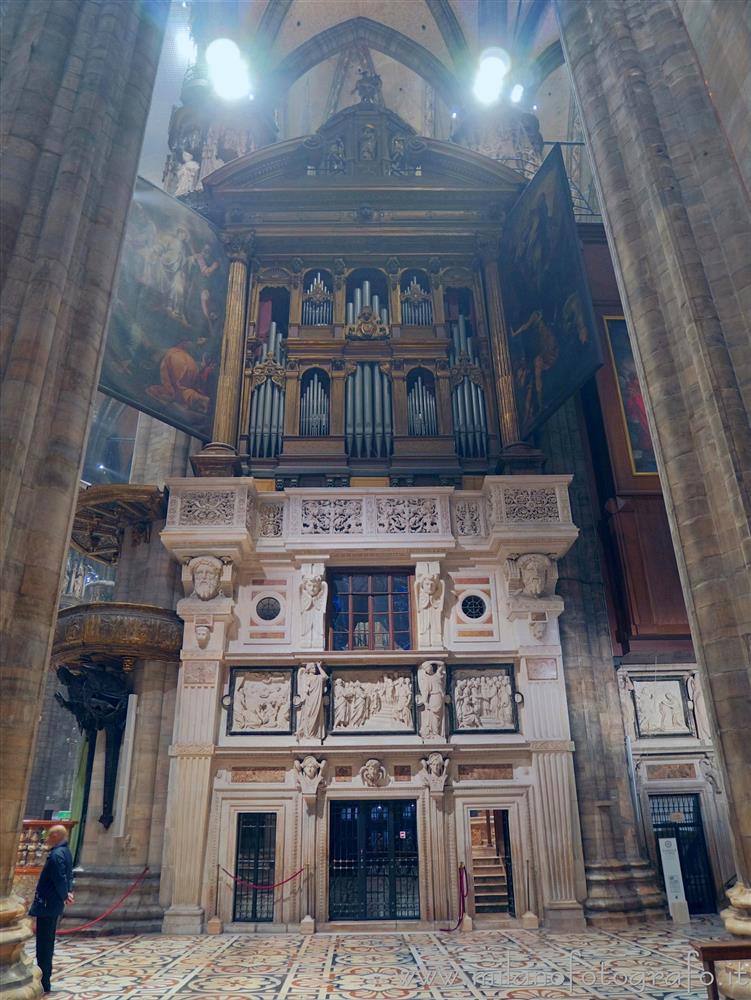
473, 49, 511, 105
206, 38, 240, 67
206, 37, 251, 100
510, 84, 524, 104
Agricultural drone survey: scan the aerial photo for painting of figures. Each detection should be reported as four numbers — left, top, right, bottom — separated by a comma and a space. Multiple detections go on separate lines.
100, 178, 227, 440
501, 145, 601, 439
604, 316, 658, 475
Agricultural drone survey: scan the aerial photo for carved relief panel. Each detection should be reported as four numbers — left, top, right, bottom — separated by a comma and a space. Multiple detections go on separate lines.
329, 668, 415, 734
226, 667, 294, 735
449, 665, 517, 733
631, 677, 693, 738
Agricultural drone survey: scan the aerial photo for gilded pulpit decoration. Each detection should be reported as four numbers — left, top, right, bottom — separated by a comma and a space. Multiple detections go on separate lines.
345, 305, 390, 341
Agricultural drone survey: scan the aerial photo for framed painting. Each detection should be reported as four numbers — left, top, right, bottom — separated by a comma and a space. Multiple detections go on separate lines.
100, 177, 228, 440
500, 145, 602, 439
598, 314, 660, 493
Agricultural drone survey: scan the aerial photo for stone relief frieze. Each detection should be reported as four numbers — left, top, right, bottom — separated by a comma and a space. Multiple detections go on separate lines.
331, 669, 414, 732
632, 678, 691, 737
451, 667, 515, 731
501, 487, 559, 522
229, 669, 292, 733
376, 497, 439, 534
179, 490, 236, 525
258, 501, 284, 537
453, 500, 482, 537
301, 498, 363, 535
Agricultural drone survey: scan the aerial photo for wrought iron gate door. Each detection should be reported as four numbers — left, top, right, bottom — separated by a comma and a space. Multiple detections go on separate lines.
329, 800, 420, 920
649, 794, 716, 914
233, 812, 277, 922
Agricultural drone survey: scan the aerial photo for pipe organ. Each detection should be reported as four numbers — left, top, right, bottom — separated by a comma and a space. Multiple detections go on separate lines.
449, 316, 488, 458
345, 363, 393, 459
200, 92, 526, 483
249, 322, 286, 459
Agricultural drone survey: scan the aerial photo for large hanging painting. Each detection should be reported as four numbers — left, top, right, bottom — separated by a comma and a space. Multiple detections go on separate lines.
603, 316, 658, 475
99, 178, 227, 440
500, 145, 601, 439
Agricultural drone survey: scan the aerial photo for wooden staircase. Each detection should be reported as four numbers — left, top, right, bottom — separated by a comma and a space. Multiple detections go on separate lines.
471, 845, 510, 914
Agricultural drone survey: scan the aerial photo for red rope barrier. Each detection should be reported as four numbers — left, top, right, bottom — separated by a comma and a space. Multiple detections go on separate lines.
220, 865, 304, 891
440, 864, 468, 932
57, 867, 150, 935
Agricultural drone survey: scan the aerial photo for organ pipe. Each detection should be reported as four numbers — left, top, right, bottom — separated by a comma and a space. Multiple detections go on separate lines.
302, 272, 333, 326
300, 371, 329, 436
407, 375, 437, 436
347, 276, 388, 323
449, 318, 487, 458
345, 363, 393, 458
401, 276, 433, 326
249, 321, 286, 459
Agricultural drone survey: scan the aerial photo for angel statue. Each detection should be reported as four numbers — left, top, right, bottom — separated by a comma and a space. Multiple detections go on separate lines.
300, 572, 327, 648
416, 661, 448, 740
294, 662, 328, 742
416, 571, 445, 648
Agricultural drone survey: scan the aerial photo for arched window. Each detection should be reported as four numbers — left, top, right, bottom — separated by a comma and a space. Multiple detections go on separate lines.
400, 270, 433, 325
345, 268, 389, 325
301, 270, 333, 326
299, 368, 330, 437
406, 368, 437, 436
345, 363, 393, 458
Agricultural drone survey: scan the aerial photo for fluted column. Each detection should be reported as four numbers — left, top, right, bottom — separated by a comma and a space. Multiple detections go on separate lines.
557, 0, 751, 936
0, 2, 167, 994
192, 233, 254, 476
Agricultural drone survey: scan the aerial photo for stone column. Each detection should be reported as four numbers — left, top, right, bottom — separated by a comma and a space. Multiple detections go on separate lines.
0, 2, 166, 993
192, 234, 254, 476
557, 0, 751, 931
542, 398, 665, 922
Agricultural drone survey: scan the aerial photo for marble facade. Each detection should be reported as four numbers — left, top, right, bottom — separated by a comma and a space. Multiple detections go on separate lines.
158, 475, 588, 931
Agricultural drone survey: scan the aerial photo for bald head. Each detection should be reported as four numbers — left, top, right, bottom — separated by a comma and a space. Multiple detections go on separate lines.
46, 825, 68, 847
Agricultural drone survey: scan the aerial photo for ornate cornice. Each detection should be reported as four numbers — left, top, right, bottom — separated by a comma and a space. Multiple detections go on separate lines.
53, 603, 183, 666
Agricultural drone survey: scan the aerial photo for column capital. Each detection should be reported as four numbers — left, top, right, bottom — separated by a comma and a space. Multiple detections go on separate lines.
221, 231, 255, 263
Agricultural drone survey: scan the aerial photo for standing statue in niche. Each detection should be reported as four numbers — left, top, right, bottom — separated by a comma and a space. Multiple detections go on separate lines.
353, 69, 382, 104
359, 124, 378, 161
416, 661, 448, 740
295, 662, 328, 742
174, 149, 201, 197
416, 572, 445, 648
327, 137, 345, 174
300, 572, 327, 647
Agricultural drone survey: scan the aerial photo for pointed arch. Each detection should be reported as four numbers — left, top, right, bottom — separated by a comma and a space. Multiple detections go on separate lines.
264, 17, 462, 109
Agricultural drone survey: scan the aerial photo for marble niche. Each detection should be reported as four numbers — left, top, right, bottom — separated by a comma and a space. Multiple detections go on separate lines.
331, 668, 414, 733
228, 668, 292, 734
632, 678, 691, 737
450, 666, 516, 732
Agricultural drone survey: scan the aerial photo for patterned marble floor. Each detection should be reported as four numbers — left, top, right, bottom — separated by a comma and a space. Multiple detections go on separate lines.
37, 920, 726, 1000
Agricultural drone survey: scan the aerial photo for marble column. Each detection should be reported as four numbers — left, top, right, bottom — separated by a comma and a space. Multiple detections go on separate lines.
557, 0, 751, 939
0, 2, 166, 994
542, 398, 665, 922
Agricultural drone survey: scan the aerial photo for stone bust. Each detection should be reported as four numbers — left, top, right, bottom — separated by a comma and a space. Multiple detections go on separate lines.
360, 758, 386, 787
188, 555, 223, 601
517, 554, 552, 598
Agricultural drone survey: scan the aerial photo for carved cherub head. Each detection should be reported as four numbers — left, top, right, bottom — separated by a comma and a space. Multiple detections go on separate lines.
361, 758, 385, 787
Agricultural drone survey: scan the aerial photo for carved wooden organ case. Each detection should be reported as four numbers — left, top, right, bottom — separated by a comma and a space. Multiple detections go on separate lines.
200, 97, 525, 486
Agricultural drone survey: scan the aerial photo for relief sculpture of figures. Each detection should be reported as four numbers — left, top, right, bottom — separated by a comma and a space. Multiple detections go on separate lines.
416, 570, 445, 649
633, 680, 690, 736
453, 670, 514, 730
232, 671, 290, 732
295, 662, 328, 742
300, 571, 327, 648
416, 661, 448, 740
332, 671, 412, 731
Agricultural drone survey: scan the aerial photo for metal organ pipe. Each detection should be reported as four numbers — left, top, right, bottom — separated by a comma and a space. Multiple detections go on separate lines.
249, 320, 286, 459
346, 276, 388, 322
345, 363, 392, 458
449, 318, 487, 458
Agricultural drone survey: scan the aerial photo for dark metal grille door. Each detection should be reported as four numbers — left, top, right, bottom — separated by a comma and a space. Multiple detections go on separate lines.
233, 812, 277, 922
649, 794, 716, 914
329, 800, 420, 920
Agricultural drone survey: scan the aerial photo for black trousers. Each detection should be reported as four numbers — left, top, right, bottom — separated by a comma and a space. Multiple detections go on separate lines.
35, 915, 59, 990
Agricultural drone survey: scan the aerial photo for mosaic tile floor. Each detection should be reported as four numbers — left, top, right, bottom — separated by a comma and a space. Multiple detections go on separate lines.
38, 920, 727, 1000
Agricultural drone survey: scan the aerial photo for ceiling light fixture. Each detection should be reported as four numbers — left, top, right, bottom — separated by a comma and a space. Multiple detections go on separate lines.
206, 37, 251, 100
473, 48, 511, 105
510, 83, 524, 104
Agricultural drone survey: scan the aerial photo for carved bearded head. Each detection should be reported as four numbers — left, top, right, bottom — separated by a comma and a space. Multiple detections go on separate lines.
361, 758, 384, 787
190, 556, 222, 601
517, 554, 551, 598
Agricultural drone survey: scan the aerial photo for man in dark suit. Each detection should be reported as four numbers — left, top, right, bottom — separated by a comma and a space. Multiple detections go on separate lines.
29, 825, 74, 994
